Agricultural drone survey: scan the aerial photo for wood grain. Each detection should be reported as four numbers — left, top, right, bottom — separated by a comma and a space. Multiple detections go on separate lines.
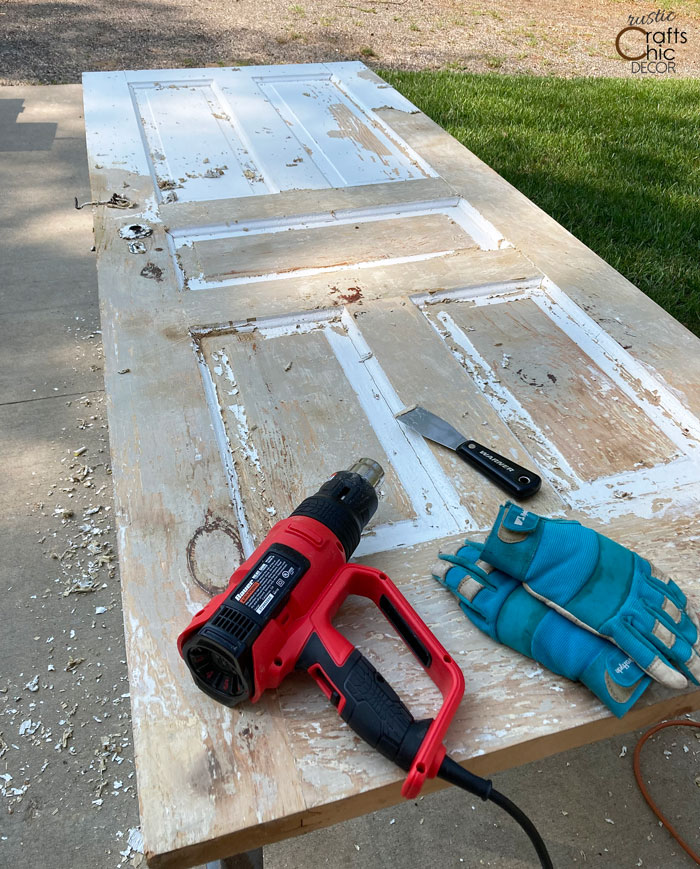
448, 297, 679, 480
177, 212, 477, 286
355, 298, 562, 527
199, 324, 416, 541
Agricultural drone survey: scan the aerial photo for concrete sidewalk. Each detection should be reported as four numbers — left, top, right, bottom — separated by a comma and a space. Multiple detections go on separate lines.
1, 86, 698, 869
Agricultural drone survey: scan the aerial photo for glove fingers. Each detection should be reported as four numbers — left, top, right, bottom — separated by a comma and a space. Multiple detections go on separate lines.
647, 627, 697, 685
431, 544, 492, 612
637, 601, 699, 684
645, 561, 688, 609
613, 620, 688, 689
432, 546, 500, 641
686, 650, 700, 684
457, 600, 491, 635
688, 604, 700, 634
650, 604, 699, 652
655, 605, 700, 684
689, 608, 700, 682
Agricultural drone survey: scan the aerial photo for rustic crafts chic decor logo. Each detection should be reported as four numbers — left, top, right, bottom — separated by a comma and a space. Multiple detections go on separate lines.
615, 8, 687, 74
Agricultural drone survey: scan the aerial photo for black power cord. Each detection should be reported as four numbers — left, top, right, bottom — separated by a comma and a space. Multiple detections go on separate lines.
439, 756, 554, 869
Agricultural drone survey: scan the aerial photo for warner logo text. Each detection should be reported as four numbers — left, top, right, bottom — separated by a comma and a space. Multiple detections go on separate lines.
615, 8, 687, 74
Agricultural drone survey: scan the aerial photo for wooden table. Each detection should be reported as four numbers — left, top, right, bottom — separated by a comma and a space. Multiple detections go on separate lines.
82, 62, 700, 868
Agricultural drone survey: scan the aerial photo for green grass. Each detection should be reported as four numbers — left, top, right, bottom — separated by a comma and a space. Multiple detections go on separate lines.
380, 71, 700, 335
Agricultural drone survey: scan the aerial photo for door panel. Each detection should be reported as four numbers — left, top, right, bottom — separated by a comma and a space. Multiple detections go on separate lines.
194, 305, 472, 557
254, 73, 434, 186
132, 80, 270, 201
174, 208, 482, 290
125, 63, 436, 206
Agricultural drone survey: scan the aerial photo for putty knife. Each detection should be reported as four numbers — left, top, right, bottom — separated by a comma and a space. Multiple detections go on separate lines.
395, 405, 541, 499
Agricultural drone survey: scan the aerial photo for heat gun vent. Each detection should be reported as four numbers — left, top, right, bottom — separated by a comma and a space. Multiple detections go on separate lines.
212, 604, 257, 641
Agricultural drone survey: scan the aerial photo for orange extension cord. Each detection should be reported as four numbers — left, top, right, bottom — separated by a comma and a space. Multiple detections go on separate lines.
633, 719, 700, 865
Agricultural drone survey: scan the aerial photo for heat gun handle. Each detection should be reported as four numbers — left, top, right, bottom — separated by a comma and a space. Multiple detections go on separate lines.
298, 634, 432, 772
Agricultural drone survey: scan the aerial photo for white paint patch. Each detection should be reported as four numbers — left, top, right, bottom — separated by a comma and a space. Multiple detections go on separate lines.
256, 311, 335, 340
412, 278, 540, 307
299, 760, 354, 796
474, 729, 509, 742
192, 338, 256, 559
127, 828, 144, 854
251, 772, 279, 822
257, 71, 434, 187
82, 70, 154, 177
216, 351, 239, 395
130, 79, 270, 203
227, 404, 262, 473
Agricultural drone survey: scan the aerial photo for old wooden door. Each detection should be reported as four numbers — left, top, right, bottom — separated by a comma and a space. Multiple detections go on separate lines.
83, 63, 700, 867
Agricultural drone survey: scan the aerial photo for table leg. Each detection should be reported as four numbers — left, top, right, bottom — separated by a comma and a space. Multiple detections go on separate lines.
205, 848, 264, 869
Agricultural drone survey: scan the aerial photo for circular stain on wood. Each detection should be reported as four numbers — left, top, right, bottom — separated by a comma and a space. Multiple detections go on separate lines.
186, 513, 243, 597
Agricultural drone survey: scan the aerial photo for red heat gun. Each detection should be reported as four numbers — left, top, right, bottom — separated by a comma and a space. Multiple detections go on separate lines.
177, 459, 553, 866
178, 458, 463, 797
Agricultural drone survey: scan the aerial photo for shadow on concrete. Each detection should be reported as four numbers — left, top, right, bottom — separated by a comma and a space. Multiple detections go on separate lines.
0, 99, 57, 151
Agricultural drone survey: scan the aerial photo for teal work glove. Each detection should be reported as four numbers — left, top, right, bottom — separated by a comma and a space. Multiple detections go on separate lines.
434, 543, 651, 717
477, 502, 700, 690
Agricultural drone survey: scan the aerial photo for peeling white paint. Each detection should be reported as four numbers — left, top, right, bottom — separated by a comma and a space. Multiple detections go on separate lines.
419, 280, 700, 523
185, 248, 456, 291
326, 309, 475, 552
227, 404, 262, 474
567, 456, 700, 521
251, 773, 279, 822
430, 308, 578, 489
171, 196, 507, 292
411, 278, 539, 307
536, 280, 700, 453
192, 338, 256, 559
193, 306, 477, 559
86, 63, 439, 208
299, 760, 353, 796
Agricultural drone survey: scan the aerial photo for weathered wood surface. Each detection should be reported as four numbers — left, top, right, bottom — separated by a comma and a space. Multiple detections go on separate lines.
83, 62, 700, 869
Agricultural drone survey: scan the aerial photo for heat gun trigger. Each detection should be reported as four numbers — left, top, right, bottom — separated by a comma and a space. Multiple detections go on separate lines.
297, 563, 464, 799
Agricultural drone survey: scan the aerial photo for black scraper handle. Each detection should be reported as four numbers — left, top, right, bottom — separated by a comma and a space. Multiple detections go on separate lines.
456, 440, 541, 499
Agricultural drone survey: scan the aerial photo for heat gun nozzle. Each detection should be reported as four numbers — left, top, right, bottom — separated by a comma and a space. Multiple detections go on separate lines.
346, 458, 384, 490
